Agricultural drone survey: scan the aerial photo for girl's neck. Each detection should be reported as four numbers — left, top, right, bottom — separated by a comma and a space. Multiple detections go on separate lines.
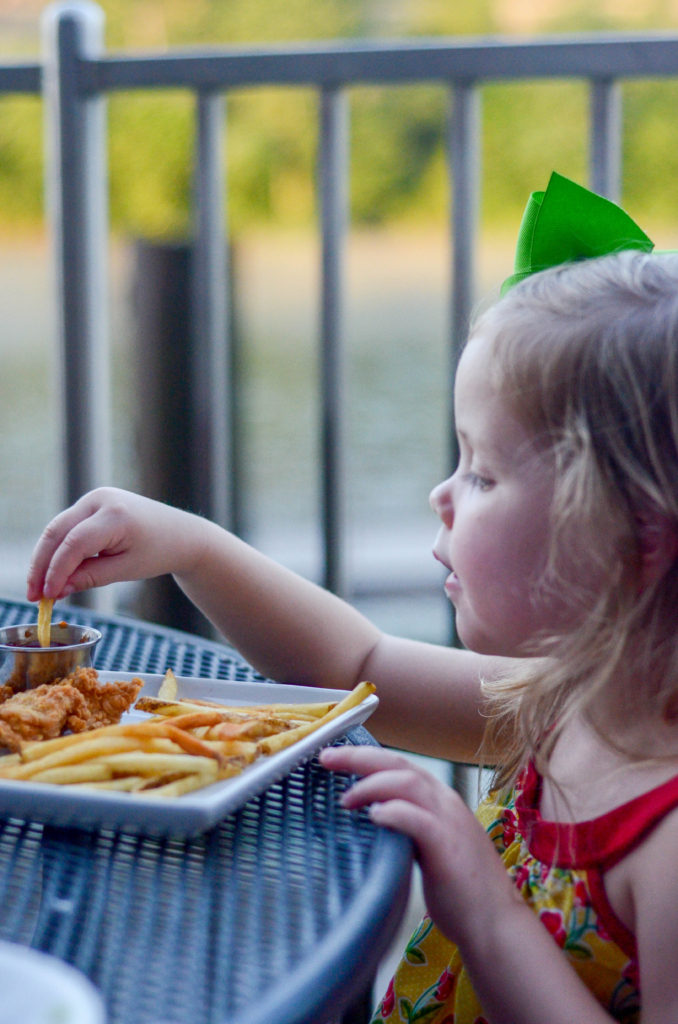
540, 709, 678, 823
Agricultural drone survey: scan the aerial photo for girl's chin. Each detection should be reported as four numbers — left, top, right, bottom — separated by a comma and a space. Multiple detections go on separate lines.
454, 619, 525, 658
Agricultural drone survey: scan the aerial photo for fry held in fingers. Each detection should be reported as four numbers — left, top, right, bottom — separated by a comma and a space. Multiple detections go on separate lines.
37, 597, 54, 648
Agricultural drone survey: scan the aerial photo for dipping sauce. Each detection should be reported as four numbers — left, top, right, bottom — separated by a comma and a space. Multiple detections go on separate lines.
11, 624, 88, 649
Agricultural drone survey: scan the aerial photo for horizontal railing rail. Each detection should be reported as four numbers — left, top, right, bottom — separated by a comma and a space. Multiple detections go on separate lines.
82, 33, 678, 92
3, 4, 678, 622
0, 64, 40, 92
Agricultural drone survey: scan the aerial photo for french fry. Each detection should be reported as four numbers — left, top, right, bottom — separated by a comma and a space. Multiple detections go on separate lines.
162, 723, 229, 767
30, 762, 113, 785
258, 681, 376, 754
201, 737, 258, 760
37, 597, 54, 648
2, 736, 144, 779
19, 725, 138, 762
135, 697, 210, 716
145, 710, 231, 730
134, 696, 335, 721
179, 698, 337, 719
67, 776, 148, 792
134, 697, 265, 718
222, 701, 336, 719
141, 771, 220, 798
158, 711, 296, 739
157, 668, 178, 700
207, 717, 294, 740
101, 751, 219, 777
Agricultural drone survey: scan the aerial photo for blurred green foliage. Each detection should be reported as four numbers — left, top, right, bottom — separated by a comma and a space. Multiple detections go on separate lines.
2, 0, 678, 235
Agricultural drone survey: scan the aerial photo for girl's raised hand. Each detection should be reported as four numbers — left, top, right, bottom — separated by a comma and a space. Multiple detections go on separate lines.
26, 487, 202, 602
320, 744, 520, 949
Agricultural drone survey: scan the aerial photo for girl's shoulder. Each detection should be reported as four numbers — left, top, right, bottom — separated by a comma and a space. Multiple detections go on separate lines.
608, 799, 678, 1021
517, 757, 678, 869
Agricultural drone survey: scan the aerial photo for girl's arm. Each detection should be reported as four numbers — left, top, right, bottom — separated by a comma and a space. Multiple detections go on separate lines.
26, 487, 500, 759
321, 745, 620, 1024
620, 804, 678, 1024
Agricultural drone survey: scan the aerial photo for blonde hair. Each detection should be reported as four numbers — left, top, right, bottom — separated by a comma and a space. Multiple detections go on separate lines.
476, 250, 678, 788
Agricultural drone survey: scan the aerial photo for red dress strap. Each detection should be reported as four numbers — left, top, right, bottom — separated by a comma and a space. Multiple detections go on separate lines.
515, 760, 678, 869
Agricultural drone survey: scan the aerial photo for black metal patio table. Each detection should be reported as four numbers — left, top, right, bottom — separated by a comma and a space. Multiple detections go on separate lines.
0, 596, 412, 1024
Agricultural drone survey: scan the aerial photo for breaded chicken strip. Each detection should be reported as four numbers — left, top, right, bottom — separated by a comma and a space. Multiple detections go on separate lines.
0, 668, 143, 752
66, 667, 143, 731
0, 685, 89, 750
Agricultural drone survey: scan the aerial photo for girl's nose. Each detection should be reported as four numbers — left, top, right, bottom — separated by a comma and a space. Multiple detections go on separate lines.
429, 478, 454, 527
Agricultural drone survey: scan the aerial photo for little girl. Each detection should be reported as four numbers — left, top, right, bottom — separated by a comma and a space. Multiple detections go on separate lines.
27, 175, 678, 1023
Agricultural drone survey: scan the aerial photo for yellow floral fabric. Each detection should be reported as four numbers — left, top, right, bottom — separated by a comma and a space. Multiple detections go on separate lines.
370, 761, 654, 1024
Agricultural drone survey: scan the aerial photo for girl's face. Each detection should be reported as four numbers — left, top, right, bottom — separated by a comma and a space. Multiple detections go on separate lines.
430, 334, 583, 657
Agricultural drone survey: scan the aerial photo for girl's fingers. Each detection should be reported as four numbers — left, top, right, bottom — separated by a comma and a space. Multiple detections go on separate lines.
321, 744, 475, 857
27, 507, 87, 599
367, 798, 436, 842
320, 745, 457, 817
320, 744, 412, 777
341, 767, 443, 812
31, 522, 99, 600
28, 495, 132, 600
47, 551, 128, 599
27, 488, 195, 603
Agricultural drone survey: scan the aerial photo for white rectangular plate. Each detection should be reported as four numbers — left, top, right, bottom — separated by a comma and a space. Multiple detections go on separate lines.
0, 672, 378, 838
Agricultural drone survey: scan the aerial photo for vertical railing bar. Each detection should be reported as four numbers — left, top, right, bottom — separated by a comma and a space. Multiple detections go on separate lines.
191, 89, 232, 532
42, 1, 112, 612
589, 78, 622, 202
448, 81, 481, 468
318, 85, 348, 597
447, 81, 481, 807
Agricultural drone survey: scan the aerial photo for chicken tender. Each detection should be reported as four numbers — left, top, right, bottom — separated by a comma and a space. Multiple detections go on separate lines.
0, 668, 143, 752
66, 667, 143, 731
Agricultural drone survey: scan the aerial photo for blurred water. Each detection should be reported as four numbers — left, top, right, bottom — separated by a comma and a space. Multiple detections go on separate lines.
0, 228, 483, 642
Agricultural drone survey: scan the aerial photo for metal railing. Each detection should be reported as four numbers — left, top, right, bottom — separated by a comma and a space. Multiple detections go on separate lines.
5, 3, 678, 606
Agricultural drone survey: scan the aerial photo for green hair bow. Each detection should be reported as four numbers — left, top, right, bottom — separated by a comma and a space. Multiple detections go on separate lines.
501, 171, 654, 295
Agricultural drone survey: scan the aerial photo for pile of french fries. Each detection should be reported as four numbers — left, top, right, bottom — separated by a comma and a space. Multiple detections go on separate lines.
0, 670, 375, 799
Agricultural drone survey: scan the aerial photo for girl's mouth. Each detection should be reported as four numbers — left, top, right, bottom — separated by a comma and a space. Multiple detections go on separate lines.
443, 569, 460, 597
433, 550, 460, 597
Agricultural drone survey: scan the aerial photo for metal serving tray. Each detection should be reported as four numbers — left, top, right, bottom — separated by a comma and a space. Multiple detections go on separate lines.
0, 672, 378, 837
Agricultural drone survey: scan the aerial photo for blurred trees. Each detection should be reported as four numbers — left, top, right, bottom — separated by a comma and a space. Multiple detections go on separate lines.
1, 0, 678, 235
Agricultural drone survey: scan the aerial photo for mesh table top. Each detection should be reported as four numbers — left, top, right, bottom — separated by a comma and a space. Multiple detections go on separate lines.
0, 598, 412, 1024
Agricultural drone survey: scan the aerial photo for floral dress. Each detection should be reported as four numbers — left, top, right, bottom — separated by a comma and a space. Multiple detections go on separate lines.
371, 761, 678, 1024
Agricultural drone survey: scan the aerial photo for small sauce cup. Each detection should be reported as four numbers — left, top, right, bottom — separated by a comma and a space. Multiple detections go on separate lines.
0, 622, 102, 692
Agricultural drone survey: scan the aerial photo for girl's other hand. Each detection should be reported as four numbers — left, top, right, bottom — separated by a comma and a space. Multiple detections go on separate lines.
320, 744, 520, 949
26, 487, 201, 602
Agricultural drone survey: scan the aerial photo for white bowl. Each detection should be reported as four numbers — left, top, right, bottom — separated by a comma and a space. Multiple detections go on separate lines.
0, 941, 105, 1024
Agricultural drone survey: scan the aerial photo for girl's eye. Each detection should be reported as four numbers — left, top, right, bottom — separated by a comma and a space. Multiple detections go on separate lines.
465, 472, 494, 492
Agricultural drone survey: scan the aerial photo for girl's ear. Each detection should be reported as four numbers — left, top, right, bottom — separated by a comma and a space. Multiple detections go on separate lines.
637, 510, 678, 589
